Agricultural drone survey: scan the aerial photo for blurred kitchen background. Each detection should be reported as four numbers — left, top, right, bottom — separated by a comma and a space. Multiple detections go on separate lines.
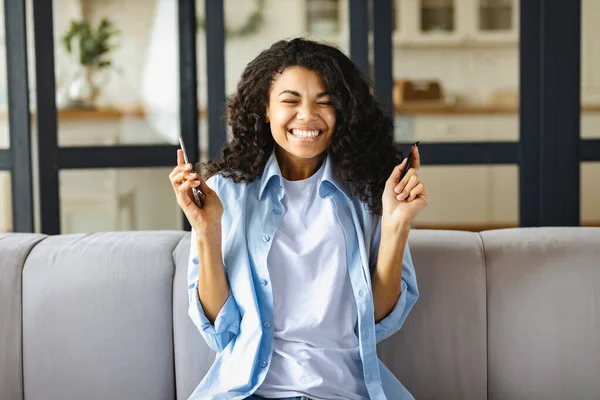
0, 0, 598, 233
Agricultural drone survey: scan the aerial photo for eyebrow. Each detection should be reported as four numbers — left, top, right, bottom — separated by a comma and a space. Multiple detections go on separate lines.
278, 90, 330, 98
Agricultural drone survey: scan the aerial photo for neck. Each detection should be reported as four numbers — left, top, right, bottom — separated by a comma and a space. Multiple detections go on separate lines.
275, 147, 326, 181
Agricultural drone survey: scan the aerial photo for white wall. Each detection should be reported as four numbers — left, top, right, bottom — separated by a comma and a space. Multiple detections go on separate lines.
77, 0, 520, 107
1, 0, 598, 109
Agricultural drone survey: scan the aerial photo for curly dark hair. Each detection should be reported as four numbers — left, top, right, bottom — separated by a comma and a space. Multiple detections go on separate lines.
200, 38, 403, 215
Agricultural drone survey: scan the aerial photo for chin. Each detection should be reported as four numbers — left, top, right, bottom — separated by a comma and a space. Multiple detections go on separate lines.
277, 143, 325, 160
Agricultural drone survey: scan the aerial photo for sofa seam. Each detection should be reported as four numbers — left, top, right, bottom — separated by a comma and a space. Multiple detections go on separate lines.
20, 234, 49, 399
171, 234, 189, 400
476, 231, 489, 400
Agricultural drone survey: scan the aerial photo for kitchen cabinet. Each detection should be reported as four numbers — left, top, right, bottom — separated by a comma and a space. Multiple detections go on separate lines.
411, 164, 519, 229
303, 0, 517, 48
395, 0, 519, 46
582, 0, 600, 101
396, 113, 519, 142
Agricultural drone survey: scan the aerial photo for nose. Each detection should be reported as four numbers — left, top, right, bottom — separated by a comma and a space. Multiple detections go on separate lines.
296, 103, 317, 121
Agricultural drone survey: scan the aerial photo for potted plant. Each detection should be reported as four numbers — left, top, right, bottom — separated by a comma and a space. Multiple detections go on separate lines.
61, 18, 119, 108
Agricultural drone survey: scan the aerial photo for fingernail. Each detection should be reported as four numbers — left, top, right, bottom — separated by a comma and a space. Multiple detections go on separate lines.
193, 180, 201, 185
395, 186, 403, 193
397, 193, 405, 200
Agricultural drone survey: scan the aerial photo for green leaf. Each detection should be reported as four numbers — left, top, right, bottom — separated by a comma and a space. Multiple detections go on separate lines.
60, 17, 120, 68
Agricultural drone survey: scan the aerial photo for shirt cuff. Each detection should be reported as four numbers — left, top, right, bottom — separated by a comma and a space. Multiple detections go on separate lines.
188, 281, 241, 336
375, 279, 408, 342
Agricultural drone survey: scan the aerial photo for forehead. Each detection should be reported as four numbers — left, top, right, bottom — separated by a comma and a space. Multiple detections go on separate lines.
271, 66, 327, 91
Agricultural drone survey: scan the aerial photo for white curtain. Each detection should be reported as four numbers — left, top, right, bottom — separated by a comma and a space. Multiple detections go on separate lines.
140, 0, 180, 144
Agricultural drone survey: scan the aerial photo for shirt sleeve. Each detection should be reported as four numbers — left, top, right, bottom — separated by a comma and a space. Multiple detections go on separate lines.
369, 218, 419, 344
186, 174, 241, 353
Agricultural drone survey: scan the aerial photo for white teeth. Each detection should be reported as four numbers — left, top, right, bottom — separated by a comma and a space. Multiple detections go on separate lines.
291, 129, 320, 138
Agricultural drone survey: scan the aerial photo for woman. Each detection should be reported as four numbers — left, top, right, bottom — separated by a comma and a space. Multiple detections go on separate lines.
169, 38, 428, 400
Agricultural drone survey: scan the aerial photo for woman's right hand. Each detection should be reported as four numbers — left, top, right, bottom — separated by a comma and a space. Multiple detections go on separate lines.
169, 150, 223, 240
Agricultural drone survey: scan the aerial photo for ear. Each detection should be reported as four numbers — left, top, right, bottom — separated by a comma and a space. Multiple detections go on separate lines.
265, 108, 270, 123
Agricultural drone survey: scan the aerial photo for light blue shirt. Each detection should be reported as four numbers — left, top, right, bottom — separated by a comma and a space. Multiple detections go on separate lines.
187, 152, 419, 400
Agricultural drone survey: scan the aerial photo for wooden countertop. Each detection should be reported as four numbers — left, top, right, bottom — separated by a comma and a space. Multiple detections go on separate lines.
396, 103, 600, 115
0, 104, 598, 120
0, 106, 207, 120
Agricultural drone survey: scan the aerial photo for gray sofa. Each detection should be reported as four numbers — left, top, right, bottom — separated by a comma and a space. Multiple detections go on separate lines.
1, 227, 599, 400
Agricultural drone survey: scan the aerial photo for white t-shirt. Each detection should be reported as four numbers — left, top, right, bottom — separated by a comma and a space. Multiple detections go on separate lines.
254, 162, 369, 400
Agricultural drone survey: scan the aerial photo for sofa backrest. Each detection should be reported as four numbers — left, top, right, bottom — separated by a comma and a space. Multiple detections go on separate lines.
1, 231, 185, 400
1, 228, 599, 400
377, 230, 488, 399
482, 227, 600, 400
378, 227, 600, 400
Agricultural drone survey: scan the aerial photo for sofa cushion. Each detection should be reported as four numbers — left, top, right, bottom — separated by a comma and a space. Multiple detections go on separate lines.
22, 231, 185, 400
378, 229, 488, 400
0, 233, 46, 400
172, 234, 218, 399
484, 227, 600, 400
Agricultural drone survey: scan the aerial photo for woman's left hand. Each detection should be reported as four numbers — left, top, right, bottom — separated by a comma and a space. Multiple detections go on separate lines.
382, 146, 429, 227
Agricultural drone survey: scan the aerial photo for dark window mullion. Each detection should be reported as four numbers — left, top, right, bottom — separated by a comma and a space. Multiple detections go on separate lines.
349, 0, 369, 79
57, 146, 180, 169
519, 0, 542, 227
5, 0, 34, 232
538, 0, 581, 226
520, 0, 583, 227
580, 138, 600, 162
372, 0, 394, 118
0, 150, 10, 170
402, 142, 519, 165
32, 0, 60, 234
204, 0, 226, 161
178, 0, 199, 231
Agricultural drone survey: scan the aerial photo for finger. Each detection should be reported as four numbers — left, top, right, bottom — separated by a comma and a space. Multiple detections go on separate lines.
169, 163, 193, 180
387, 158, 408, 188
177, 180, 198, 208
412, 146, 421, 170
198, 178, 214, 195
397, 175, 418, 200
177, 149, 185, 166
407, 182, 425, 202
395, 168, 417, 194
171, 169, 197, 186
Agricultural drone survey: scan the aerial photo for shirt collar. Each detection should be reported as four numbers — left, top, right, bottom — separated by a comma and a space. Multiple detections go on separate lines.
258, 150, 352, 201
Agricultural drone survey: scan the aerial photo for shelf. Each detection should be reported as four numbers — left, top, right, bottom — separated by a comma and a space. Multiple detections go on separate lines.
0, 103, 598, 121
0, 106, 208, 121
396, 103, 600, 115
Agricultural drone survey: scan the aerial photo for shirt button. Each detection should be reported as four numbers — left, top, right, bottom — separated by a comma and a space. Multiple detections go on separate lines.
263, 321, 271, 328
260, 279, 268, 286
262, 235, 270, 242
192, 257, 199, 265
260, 361, 268, 368
358, 289, 365, 297
272, 209, 281, 215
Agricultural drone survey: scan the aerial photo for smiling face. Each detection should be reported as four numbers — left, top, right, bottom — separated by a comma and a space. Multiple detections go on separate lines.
266, 66, 337, 180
